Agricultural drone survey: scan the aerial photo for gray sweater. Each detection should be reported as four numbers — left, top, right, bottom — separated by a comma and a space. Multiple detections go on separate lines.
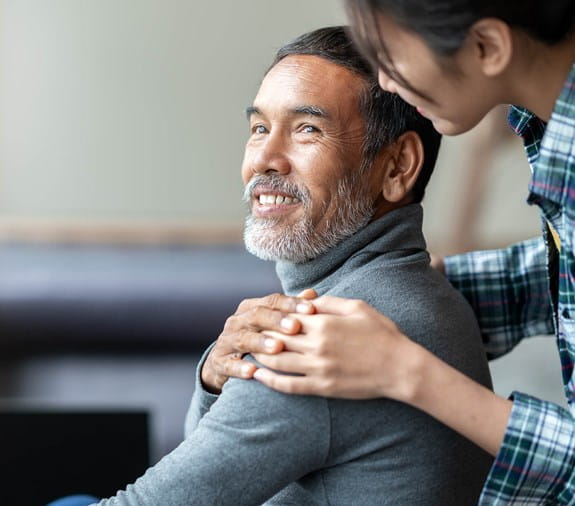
98, 204, 493, 505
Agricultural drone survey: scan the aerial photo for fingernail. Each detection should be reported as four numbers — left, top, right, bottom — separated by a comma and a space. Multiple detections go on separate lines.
253, 369, 266, 381
296, 302, 312, 313
264, 338, 276, 351
241, 364, 252, 377
280, 317, 295, 330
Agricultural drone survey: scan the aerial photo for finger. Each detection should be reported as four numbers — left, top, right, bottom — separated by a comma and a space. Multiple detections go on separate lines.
297, 289, 318, 300
284, 313, 335, 333
262, 330, 287, 340
228, 329, 286, 354
218, 357, 258, 380
252, 368, 317, 395
310, 298, 396, 329
266, 316, 340, 352
311, 297, 391, 322
429, 254, 445, 275
307, 296, 364, 315
264, 332, 317, 353
229, 306, 301, 336
238, 293, 315, 315
252, 351, 310, 374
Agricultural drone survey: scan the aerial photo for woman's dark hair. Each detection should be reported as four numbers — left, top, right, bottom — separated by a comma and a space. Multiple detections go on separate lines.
346, 0, 575, 59
269, 26, 441, 203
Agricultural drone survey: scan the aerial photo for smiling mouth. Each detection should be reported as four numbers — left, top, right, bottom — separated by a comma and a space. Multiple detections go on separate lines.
257, 193, 301, 205
251, 191, 302, 218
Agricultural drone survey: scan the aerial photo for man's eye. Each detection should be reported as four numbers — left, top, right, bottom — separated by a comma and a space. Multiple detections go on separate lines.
251, 124, 268, 134
300, 124, 319, 133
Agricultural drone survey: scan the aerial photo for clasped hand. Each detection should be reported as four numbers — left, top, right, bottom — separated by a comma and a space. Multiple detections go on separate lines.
201, 290, 417, 401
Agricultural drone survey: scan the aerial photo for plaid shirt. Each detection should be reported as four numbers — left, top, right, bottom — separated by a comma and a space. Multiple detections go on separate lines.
445, 63, 575, 504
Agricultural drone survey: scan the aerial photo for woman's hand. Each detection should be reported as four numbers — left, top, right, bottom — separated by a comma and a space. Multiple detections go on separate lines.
252, 296, 422, 400
430, 253, 445, 274
252, 295, 512, 456
201, 290, 317, 394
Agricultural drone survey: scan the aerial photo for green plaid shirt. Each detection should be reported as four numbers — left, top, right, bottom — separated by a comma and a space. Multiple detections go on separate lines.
445, 63, 575, 504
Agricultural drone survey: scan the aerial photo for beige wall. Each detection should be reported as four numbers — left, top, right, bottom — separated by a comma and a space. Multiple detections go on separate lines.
0, 0, 345, 228
424, 132, 541, 254
0, 0, 541, 248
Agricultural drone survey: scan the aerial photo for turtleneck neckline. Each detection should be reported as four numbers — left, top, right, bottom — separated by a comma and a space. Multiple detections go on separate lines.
275, 203, 427, 296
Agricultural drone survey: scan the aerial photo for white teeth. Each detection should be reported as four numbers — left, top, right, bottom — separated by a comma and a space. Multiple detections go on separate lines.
258, 194, 300, 205
258, 195, 274, 204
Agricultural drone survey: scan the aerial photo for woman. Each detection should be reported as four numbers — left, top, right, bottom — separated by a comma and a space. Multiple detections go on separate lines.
204, 1, 575, 503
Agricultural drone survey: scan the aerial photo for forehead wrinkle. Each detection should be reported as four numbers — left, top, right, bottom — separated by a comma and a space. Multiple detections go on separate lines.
257, 56, 369, 124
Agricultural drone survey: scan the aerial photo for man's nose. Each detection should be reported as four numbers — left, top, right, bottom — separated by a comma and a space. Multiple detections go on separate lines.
251, 133, 291, 175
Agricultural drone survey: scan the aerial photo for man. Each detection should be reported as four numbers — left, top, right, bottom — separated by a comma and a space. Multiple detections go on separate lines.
88, 26, 492, 505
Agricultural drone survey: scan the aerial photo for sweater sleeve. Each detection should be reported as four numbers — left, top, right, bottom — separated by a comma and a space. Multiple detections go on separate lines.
184, 343, 219, 437
481, 392, 575, 504
444, 236, 554, 359
96, 370, 330, 505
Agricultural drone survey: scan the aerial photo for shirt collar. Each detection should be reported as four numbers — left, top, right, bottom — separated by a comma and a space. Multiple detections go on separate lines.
508, 105, 537, 137
509, 62, 575, 208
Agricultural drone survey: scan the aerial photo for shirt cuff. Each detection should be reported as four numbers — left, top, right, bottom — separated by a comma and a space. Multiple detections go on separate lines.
480, 391, 575, 504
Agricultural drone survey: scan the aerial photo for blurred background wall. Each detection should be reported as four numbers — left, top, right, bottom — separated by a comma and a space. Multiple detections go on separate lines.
0, 0, 545, 249
0, 0, 566, 461
0, 0, 347, 234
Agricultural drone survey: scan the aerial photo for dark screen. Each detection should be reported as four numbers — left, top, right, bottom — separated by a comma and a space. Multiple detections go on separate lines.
0, 410, 149, 506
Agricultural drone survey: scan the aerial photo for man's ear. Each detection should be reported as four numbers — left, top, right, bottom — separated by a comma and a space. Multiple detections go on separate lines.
379, 130, 424, 203
467, 18, 513, 77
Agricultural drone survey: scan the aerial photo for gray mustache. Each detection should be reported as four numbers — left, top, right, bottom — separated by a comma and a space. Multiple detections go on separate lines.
242, 175, 310, 205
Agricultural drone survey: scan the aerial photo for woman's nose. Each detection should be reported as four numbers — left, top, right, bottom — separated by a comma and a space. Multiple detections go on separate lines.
378, 69, 398, 94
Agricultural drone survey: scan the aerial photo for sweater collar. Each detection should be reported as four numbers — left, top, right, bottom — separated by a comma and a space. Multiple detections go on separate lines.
275, 203, 427, 295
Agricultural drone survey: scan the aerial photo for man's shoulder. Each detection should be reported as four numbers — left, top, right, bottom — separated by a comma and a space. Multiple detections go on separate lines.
327, 256, 474, 325
324, 258, 489, 382
326, 257, 453, 309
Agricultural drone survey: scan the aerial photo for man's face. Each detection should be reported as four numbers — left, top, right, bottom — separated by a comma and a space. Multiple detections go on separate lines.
242, 54, 377, 263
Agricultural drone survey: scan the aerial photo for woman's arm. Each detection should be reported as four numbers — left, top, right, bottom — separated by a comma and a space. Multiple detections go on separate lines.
444, 236, 554, 358
202, 238, 553, 395
251, 296, 509, 455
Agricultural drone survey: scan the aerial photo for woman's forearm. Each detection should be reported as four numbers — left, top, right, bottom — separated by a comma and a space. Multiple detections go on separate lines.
403, 341, 512, 456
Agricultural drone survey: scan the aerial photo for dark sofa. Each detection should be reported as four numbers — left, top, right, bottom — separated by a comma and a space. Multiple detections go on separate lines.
0, 241, 281, 464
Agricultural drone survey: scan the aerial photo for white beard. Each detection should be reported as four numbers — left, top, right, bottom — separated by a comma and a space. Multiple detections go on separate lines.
243, 173, 374, 263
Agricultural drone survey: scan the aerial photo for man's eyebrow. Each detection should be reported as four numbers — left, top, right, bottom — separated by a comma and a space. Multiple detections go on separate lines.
245, 106, 261, 119
244, 104, 331, 120
292, 105, 330, 119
